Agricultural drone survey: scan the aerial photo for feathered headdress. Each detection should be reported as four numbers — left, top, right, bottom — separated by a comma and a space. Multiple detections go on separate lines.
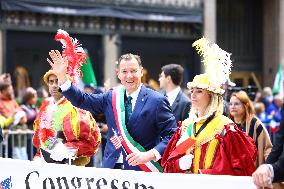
187, 37, 233, 94
54, 29, 87, 84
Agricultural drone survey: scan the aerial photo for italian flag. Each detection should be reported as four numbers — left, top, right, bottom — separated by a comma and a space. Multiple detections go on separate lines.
81, 50, 97, 86
272, 64, 284, 96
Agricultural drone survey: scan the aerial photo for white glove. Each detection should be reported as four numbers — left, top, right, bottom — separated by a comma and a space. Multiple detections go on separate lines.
48, 141, 73, 161
33, 156, 45, 164
179, 154, 194, 170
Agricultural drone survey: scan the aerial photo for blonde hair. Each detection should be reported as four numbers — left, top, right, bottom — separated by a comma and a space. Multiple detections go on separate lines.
188, 91, 224, 122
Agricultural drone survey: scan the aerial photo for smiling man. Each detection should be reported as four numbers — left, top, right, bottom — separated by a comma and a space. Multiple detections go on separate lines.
48, 51, 177, 171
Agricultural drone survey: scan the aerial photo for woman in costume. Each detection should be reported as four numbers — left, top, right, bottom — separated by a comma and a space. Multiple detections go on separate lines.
32, 30, 101, 166
228, 90, 272, 167
161, 38, 257, 175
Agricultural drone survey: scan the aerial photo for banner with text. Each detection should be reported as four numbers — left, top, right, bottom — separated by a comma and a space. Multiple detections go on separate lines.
0, 158, 257, 189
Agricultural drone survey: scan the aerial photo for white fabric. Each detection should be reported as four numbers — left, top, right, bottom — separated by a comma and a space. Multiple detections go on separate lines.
179, 154, 194, 170
116, 152, 123, 164
166, 86, 181, 106
60, 79, 72, 91
266, 164, 274, 181
13, 111, 26, 126
151, 148, 161, 161
47, 141, 77, 161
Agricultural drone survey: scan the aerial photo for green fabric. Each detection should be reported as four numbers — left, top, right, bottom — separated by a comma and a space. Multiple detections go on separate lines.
81, 52, 97, 86
187, 122, 194, 137
52, 102, 71, 131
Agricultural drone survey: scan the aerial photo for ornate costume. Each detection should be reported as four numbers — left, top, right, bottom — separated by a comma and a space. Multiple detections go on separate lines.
33, 97, 101, 166
161, 38, 257, 176
162, 113, 257, 175
33, 30, 101, 166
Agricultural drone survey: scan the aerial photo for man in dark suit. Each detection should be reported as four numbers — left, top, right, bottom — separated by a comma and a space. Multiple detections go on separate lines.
159, 64, 191, 122
48, 51, 177, 172
252, 104, 284, 188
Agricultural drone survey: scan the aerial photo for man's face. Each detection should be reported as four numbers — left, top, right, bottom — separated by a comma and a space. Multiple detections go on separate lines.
2, 85, 14, 100
48, 74, 62, 99
159, 71, 167, 89
117, 58, 143, 94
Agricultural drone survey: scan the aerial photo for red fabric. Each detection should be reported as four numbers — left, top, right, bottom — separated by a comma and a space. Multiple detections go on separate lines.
32, 98, 101, 159
200, 125, 257, 175
32, 123, 41, 157
0, 94, 22, 118
162, 124, 257, 176
175, 137, 196, 155
64, 109, 101, 157
161, 128, 187, 173
54, 30, 87, 84
198, 143, 209, 172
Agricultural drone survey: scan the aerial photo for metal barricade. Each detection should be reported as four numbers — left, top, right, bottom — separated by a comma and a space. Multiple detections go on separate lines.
0, 129, 35, 160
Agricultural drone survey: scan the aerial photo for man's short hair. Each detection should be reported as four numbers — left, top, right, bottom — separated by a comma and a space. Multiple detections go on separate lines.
161, 64, 184, 86
117, 53, 142, 67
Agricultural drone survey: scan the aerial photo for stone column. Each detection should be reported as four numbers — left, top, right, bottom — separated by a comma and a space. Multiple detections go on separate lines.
202, 0, 216, 73
103, 34, 120, 87
262, 0, 279, 87
203, 0, 216, 43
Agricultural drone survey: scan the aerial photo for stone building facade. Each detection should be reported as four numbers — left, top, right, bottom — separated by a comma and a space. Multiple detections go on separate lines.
0, 0, 283, 92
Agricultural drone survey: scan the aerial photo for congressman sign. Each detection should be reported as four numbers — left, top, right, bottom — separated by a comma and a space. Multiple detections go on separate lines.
0, 158, 256, 189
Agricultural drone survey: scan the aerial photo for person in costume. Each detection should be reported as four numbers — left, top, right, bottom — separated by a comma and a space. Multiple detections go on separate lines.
228, 90, 272, 168
161, 38, 257, 176
32, 31, 101, 166
47, 30, 176, 172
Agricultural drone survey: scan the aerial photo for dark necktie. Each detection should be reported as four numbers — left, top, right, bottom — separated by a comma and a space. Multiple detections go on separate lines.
125, 96, 133, 125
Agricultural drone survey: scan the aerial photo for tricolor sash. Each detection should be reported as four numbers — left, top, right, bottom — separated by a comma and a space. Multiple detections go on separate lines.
111, 86, 163, 172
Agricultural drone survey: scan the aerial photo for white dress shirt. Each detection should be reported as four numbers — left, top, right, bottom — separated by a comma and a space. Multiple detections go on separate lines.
166, 86, 181, 106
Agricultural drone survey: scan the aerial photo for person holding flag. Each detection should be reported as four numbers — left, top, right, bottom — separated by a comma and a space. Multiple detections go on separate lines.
161, 38, 257, 176
47, 33, 177, 171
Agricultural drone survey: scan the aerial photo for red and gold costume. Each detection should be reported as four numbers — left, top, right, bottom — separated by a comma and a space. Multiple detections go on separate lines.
33, 97, 101, 166
161, 113, 257, 176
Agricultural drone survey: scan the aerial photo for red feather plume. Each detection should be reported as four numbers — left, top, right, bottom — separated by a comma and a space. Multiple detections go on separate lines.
54, 29, 87, 84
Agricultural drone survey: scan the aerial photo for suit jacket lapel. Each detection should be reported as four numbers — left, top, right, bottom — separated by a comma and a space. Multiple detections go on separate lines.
171, 90, 182, 112
128, 85, 148, 126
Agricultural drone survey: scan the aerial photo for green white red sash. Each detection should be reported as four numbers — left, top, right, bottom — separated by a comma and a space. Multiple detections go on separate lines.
111, 85, 163, 172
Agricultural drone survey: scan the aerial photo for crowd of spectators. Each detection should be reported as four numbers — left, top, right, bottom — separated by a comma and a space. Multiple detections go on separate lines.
0, 72, 283, 168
